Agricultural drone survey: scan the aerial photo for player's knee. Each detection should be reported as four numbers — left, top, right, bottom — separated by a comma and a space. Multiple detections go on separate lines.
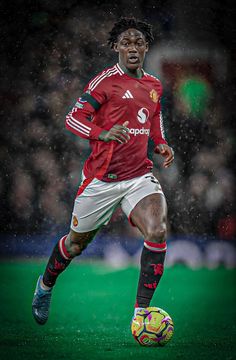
65, 239, 80, 257
65, 233, 87, 257
145, 223, 167, 244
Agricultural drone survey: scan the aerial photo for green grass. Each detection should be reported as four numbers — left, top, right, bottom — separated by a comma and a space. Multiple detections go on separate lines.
0, 260, 235, 360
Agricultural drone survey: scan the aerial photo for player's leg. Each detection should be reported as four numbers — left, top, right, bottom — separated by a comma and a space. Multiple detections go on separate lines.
42, 229, 99, 288
32, 176, 123, 324
121, 173, 167, 312
32, 229, 98, 325
130, 193, 167, 310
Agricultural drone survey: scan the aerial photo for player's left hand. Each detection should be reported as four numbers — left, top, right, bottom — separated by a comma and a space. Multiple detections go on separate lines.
154, 144, 174, 168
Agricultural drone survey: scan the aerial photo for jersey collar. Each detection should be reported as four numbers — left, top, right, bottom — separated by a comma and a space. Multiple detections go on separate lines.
116, 63, 146, 79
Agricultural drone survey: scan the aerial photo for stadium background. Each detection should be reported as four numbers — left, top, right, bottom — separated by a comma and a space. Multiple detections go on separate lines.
0, 0, 235, 359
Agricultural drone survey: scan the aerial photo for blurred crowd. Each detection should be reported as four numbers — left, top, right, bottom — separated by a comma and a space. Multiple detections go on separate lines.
1, 1, 235, 241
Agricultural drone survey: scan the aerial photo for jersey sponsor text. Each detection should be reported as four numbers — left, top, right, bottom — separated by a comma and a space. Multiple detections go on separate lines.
128, 127, 150, 136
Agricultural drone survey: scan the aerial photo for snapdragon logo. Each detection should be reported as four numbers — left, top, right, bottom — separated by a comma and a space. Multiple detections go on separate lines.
137, 107, 149, 124
128, 127, 150, 136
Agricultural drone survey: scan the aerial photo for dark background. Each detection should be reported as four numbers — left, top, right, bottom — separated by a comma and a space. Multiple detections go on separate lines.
0, 0, 235, 261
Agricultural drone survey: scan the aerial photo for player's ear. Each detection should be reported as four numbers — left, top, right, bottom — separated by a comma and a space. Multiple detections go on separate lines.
113, 43, 119, 52
145, 42, 149, 52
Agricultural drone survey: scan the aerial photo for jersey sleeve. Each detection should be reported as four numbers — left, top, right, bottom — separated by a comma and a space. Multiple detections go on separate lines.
65, 72, 109, 140
65, 99, 103, 140
149, 92, 168, 146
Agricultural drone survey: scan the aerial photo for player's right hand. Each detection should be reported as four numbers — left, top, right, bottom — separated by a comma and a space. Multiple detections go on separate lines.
98, 121, 130, 144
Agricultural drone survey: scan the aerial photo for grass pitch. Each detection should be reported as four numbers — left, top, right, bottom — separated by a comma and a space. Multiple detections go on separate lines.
0, 260, 235, 360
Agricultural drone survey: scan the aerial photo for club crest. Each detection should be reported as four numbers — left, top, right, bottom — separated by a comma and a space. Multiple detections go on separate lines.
150, 89, 159, 103
73, 215, 78, 227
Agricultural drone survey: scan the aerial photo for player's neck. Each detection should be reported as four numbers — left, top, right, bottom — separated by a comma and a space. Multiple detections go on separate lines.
119, 63, 143, 79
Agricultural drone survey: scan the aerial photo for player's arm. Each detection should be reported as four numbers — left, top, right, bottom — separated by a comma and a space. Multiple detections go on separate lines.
150, 98, 174, 168
65, 92, 129, 144
65, 96, 103, 140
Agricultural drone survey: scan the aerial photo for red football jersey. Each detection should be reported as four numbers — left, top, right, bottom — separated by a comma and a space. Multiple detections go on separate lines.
66, 63, 167, 182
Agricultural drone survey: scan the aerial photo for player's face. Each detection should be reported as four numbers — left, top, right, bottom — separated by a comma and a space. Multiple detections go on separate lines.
114, 28, 148, 71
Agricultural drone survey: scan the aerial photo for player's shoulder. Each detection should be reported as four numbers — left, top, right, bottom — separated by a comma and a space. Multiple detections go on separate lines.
87, 64, 122, 91
144, 71, 163, 89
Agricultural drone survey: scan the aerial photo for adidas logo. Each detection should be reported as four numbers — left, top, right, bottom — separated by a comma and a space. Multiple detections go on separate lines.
122, 90, 133, 99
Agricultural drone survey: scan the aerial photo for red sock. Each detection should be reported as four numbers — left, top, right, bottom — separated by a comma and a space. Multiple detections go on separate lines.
135, 240, 166, 308
43, 235, 73, 287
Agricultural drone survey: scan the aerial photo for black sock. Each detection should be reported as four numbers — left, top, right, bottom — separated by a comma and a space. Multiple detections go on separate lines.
135, 240, 167, 308
43, 235, 73, 288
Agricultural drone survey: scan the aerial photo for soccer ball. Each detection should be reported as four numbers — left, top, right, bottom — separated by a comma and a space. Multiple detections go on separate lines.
131, 307, 174, 346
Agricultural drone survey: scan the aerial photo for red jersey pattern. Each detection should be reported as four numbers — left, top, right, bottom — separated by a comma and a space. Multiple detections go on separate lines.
65, 63, 167, 182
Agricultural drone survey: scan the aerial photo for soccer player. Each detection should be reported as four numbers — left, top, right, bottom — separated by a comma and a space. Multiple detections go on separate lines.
32, 17, 174, 325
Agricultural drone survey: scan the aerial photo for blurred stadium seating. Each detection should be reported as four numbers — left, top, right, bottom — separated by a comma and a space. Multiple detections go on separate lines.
1, 0, 235, 266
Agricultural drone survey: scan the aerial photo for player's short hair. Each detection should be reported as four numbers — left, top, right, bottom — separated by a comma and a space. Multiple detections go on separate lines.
108, 17, 154, 49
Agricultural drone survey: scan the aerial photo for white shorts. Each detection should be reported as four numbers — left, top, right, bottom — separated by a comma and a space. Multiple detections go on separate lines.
70, 172, 164, 233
